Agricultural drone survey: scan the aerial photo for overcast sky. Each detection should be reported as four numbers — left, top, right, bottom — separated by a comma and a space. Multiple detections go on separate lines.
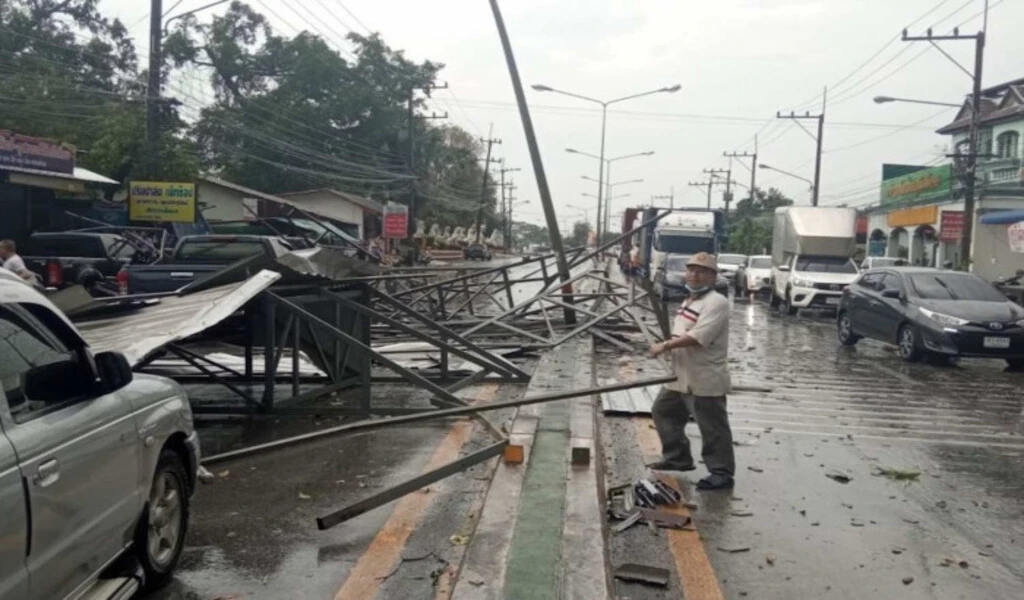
102, 0, 1024, 227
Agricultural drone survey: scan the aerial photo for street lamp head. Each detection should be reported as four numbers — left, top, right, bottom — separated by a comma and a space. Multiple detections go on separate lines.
873, 95, 895, 104
532, 84, 553, 92
759, 164, 773, 170
662, 84, 682, 93
565, 148, 579, 154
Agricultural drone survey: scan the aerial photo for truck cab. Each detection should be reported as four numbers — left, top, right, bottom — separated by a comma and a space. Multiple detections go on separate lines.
646, 210, 721, 281
771, 207, 859, 316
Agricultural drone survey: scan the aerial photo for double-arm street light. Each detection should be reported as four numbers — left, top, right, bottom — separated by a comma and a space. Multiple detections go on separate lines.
532, 82, 679, 242
566, 148, 655, 239
760, 163, 814, 195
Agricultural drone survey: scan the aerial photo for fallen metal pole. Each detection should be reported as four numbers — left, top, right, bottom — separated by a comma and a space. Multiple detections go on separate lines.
316, 440, 508, 530
202, 374, 676, 465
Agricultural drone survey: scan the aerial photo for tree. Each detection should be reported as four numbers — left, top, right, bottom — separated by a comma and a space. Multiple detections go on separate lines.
567, 221, 590, 247
0, 0, 197, 184
164, 2, 495, 227
727, 187, 793, 254
512, 221, 549, 249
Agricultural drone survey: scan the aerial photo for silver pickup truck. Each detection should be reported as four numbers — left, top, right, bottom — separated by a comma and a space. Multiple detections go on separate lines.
0, 274, 199, 600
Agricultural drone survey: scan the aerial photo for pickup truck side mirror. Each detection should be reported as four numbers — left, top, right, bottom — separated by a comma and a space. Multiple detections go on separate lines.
777, 265, 791, 272
95, 351, 133, 394
881, 288, 902, 299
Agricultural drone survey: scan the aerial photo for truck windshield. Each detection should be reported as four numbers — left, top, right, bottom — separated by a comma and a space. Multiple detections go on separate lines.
176, 240, 266, 263
655, 234, 714, 255
795, 256, 857, 273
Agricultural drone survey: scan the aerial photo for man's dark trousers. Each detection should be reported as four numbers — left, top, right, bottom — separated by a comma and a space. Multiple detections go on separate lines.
652, 388, 735, 475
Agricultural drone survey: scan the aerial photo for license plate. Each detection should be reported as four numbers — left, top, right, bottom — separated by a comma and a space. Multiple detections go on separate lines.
825, 297, 841, 305
983, 336, 1010, 349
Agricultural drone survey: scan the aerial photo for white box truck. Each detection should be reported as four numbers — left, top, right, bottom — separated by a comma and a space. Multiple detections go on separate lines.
770, 206, 859, 315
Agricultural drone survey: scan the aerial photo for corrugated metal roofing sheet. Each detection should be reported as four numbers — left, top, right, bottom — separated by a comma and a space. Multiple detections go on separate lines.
601, 385, 660, 415
76, 270, 280, 365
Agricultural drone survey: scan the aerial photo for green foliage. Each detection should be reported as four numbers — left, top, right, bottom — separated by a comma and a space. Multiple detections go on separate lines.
567, 220, 590, 247
512, 221, 550, 248
0, 0, 495, 229
727, 187, 794, 254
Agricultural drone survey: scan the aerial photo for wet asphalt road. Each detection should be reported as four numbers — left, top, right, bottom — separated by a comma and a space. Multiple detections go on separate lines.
601, 293, 1024, 599
141, 264, 1024, 600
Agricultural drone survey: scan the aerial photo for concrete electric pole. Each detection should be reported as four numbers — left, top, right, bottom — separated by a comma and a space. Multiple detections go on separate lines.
776, 90, 826, 206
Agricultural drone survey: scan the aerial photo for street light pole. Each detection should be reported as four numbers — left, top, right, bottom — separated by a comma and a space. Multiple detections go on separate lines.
759, 163, 814, 197
535, 84, 679, 243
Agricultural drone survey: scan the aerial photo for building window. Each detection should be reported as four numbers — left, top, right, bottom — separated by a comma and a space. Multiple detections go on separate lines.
978, 128, 993, 157
996, 131, 1019, 159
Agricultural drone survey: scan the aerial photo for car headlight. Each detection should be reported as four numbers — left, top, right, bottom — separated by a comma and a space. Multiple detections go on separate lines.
919, 307, 970, 327
791, 276, 813, 288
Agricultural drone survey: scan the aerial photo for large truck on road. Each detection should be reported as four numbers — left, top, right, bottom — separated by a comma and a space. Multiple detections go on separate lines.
770, 206, 859, 315
622, 207, 725, 278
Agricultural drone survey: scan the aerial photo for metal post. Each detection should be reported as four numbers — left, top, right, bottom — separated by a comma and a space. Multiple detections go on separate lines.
596, 105, 608, 244
146, 0, 163, 178
812, 87, 827, 206
488, 0, 575, 323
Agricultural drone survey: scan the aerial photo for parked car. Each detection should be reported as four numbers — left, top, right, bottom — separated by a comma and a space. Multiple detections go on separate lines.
463, 243, 492, 261
860, 256, 907, 271
0, 277, 199, 599
717, 253, 747, 281
23, 232, 136, 296
837, 267, 1024, 367
125, 234, 293, 295
653, 254, 731, 301
735, 255, 773, 296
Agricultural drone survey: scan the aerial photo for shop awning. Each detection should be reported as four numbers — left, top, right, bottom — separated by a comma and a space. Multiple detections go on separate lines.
2, 164, 119, 192
979, 210, 1024, 225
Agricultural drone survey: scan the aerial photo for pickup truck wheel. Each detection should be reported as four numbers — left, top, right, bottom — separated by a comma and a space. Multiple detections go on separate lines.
783, 289, 799, 316
135, 449, 190, 590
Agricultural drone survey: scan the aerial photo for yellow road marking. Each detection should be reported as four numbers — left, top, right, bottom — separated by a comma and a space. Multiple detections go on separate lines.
335, 385, 499, 600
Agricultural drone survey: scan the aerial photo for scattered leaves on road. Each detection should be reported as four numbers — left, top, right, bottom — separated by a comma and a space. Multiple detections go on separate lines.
747, 466, 764, 473
731, 511, 754, 517
902, 576, 914, 585
875, 467, 922, 482
766, 553, 777, 566
298, 492, 311, 500
718, 545, 751, 553
449, 535, 470, 546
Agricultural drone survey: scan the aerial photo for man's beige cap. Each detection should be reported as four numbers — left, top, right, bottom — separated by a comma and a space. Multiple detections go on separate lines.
686, 252, 719, 272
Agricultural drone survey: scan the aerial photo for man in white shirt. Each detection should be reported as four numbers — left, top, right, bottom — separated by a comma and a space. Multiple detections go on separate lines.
0, 239, 33, 282
648, 252, 735, 491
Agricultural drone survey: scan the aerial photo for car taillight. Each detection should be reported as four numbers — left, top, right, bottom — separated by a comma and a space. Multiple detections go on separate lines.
116, 268, 128, 295
46, 261, 63, 287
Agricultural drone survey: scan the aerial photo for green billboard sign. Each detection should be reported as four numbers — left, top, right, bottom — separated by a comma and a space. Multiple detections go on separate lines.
880, 164, 952, 206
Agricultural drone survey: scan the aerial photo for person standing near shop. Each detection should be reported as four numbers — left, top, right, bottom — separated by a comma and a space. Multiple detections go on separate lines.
648, 252, 735, 491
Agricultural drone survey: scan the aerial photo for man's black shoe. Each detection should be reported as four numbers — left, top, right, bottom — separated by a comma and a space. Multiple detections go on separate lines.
646, 460, 697, 472
696, 473, 735, 491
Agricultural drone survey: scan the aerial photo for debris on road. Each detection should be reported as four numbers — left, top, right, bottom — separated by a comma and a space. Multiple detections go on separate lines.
639, 508, 694, 530
825, 470, 853, 484
766, 553, 777, 566
613, 564, 670, 587
718, 545, 752, 554
612, 510, 643, 534
902, 576, 915, 585
731, 511, 755, 517
747, 466, 764, 473
449, 535, 470, 546
892, 547, 906, 555
875, 467, 922, 482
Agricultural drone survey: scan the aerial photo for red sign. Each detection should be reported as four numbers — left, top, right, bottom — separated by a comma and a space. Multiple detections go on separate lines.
383, 204, 409, 239
940, 211, 964, 243
0, 130, 75, 174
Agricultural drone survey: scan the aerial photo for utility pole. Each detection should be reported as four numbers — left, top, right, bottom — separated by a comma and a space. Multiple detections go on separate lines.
407, 83, 448, 236
776, 89, 826, 206
476, 126, 501, 243
499, 162, 521, 247
704, 167, 731, 213
652, 191, 674, 209
688, 179, 724, 210
488, 0, 575, 323
724, 138, 758, 203
146, 0, 163, 178
902, 27, 985, 267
